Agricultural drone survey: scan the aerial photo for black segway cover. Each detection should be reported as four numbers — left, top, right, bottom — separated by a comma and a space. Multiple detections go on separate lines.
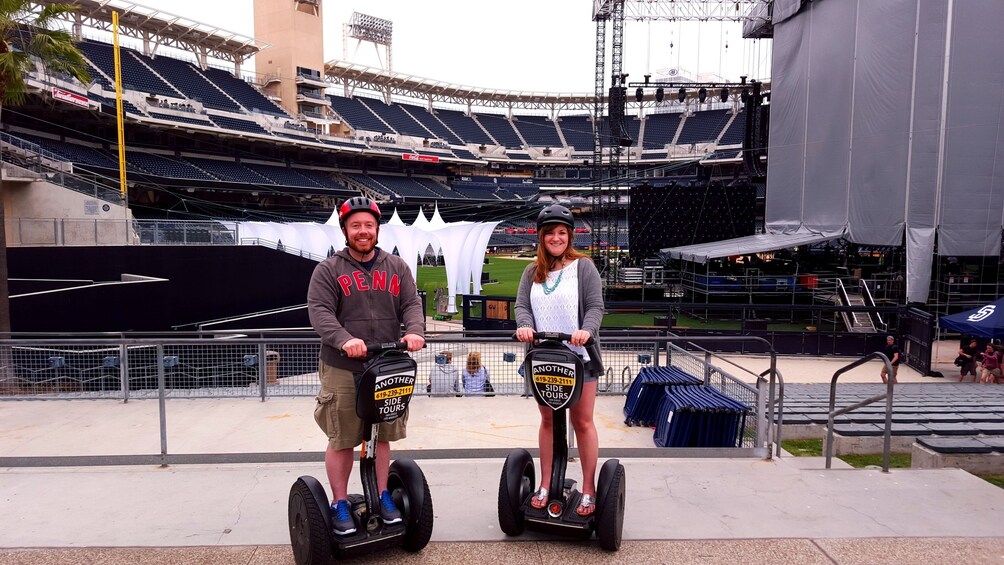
355, 349, 417, 423
526, 341, 584, 411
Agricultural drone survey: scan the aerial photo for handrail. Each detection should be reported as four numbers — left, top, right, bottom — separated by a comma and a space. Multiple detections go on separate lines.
179, 304, 308, 332
760, 367, 784, 458
834, 278, 854, 331
825, 351, 895, 472
859, 279, 886, 331
238, 237, 326, 262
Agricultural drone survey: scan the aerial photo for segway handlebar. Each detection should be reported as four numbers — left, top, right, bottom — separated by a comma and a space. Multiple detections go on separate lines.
338, 341, 409, 358
513, 331, 595, 347
363, 341, 409, 354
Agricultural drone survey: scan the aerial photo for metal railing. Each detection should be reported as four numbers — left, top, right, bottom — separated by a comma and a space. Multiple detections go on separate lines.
824, 352, 895, 472
860, 279, 886, 332
835, 278, 854, 331
0, 332, 779, 463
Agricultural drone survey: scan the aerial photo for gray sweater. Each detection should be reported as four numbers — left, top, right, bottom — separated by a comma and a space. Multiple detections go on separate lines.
514, 258, 605, 376
307, 248, 425, 372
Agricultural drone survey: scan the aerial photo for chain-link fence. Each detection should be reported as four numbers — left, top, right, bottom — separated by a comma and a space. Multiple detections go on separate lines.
0, 333, 778, 455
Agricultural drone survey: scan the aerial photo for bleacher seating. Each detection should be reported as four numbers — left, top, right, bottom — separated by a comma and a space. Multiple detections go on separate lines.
500, 179, 538, 199
780, 383, 1004, 463
451, 147, 481, 161
126, 152, 213, 180
557, 115, 595, 151
506, 152, 532, 160
182, 157, 272, 184
78, 40, 178, 98
243, 162, 326, 187
368, 174, 450, 199
357, 97, 434, 138
320, 137, 366, 150
719, 111, 745, 145
89, 94, 146, 116
678, 109, 731, 145
408, 107, 464, 145
476, 113, 522, 148
451, 176, 499, 200
327, 95, 391, 133
434, 108, 494, 146
148, 112, 214, 127
642, 112, 682, 148
413, 177, 458, 199
292, 168, 347, 190
512, 115, 562, 147
274, 132, 318, 143
10, 133, 118, 168
208, 115, 270, 136
201, 67, 290, 117
342, 172, 397, 198
625, 116, 642, 147
140, 55, 241, 112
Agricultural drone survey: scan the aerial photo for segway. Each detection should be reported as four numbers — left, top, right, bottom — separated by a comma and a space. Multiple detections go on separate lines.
498, 332, 626, 551
288, 342, 433, 564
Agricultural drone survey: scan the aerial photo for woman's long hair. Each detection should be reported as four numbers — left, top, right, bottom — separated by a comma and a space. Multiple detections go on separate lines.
466, 351, 482, 374
532, 224, 590, 283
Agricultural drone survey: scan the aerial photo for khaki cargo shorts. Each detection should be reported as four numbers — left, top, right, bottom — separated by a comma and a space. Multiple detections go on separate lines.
314, 360, 408, 451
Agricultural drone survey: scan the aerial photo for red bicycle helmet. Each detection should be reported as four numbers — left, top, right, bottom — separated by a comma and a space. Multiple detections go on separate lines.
338, 197, 381, 227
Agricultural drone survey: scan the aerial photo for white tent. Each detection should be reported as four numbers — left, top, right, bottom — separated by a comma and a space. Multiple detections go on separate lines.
237, 207, 499, 313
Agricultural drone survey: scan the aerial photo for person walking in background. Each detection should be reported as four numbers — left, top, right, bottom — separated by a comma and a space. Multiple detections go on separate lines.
958, 338, 980, 382
980, 343, 1001, 384
307, 197, 426, 536
515, 204, 604, 518
428, 350, 460, 396
880, 335, 901, 385
462, 351, 490, 395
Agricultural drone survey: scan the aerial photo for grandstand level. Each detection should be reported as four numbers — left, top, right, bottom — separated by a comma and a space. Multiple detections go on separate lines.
5, 0, 1000, 327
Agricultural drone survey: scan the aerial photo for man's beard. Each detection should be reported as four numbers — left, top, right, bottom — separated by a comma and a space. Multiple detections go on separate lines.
348, 233, 377, 255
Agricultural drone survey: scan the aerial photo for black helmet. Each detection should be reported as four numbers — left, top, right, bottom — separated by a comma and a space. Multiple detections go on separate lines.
536, 204, 574, 231
338, 196, 382, 227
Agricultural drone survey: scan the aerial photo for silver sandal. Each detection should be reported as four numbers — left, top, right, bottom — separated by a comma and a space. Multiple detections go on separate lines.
576, 494, 596, 516
530, 487, 548, 509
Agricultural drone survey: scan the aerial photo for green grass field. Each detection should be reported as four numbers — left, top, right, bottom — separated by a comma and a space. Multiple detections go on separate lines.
416, 257, 528, 317
417, 257, 804, 329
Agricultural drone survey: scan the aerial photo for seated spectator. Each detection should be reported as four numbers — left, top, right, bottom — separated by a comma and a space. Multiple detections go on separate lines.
428, 350, 460, 396
461, 351, 490, 395
980, 344, 1001, 384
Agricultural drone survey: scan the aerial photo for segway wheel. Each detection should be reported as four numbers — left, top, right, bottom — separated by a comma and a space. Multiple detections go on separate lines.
388, 458, 434, 552
288, 476, 334, 565
595, 460, 626, 552
497, 448, 534, 536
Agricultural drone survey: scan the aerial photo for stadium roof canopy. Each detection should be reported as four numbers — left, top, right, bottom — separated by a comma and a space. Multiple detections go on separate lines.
325, 61, 598, 111
35, 0, 268, 66
661, 230, 844, 264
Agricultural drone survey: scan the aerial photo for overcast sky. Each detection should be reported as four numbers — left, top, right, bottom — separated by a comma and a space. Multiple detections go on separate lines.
123, 0, 772, 92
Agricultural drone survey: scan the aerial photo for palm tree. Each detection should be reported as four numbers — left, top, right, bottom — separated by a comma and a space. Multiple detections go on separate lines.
0, 1, 90, 334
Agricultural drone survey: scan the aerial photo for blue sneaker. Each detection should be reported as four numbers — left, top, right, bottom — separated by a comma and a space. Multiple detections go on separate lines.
330, 499, 356, 535
379, 490, 402, 524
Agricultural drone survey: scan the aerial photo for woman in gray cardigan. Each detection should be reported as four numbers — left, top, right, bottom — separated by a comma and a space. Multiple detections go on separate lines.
515, 204, 604, 517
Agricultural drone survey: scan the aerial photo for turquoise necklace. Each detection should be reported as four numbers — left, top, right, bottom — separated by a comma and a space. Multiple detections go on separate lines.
542, 259, 566, 295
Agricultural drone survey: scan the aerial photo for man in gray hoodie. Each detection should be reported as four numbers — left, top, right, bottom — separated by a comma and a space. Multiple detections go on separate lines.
307, 196, 425, 536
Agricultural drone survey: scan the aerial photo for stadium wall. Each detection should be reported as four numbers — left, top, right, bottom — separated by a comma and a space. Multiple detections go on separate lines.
8, 246, 316, 333
4, 179, 132, 245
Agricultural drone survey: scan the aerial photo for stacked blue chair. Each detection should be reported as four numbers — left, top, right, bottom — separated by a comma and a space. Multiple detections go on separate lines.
623, 366, 702, 427
653, 385, 750, 448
